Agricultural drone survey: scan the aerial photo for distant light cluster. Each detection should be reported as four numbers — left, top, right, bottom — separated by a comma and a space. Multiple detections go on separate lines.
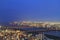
10, 21, 60, 28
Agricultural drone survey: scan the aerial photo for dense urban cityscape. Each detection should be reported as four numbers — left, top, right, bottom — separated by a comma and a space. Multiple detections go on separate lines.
0, 21, 60, 40
0, 0, 60, 40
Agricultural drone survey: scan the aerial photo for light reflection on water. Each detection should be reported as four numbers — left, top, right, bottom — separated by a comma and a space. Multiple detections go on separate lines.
44, 31, 60, 37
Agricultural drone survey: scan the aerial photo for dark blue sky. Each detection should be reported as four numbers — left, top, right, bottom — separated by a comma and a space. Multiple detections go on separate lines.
0, 0, 60, 23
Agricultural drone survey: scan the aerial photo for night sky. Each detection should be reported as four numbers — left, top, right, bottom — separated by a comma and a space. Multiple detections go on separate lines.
0, 0, 60, 23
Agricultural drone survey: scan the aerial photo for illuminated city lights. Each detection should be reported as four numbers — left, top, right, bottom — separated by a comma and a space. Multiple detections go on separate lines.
0, 21, 60, 40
